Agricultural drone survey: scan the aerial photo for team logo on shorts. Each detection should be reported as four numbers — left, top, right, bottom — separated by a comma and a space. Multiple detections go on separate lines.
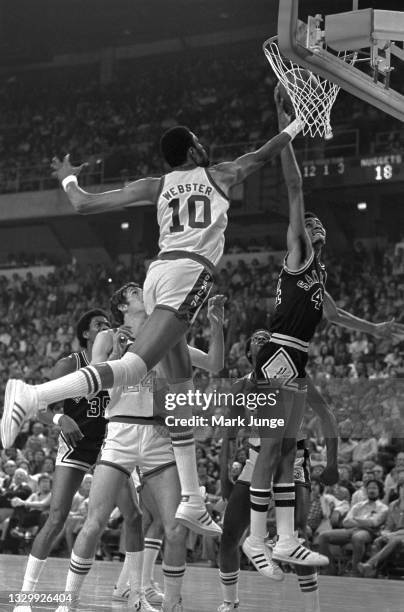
261, 347, 298, 390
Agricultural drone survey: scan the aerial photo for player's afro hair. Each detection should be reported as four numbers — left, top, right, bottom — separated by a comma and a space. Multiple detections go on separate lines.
160, 125, 194, 168
304, 211, 318, 220
76, 308, 110, 348
110, 282, 141, 325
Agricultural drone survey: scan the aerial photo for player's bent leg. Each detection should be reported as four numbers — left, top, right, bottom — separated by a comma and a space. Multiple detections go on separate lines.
115, 480, 158, 612
218, 481, 251, 611
160, 340, 222, 537
0, 309, 187, 449
145, 465, 187, 612
294, 485, 321, 612
140, 481, 164, 606
56, 463, 128, 611
16, 466, 84, 601
242, 411, 284, 581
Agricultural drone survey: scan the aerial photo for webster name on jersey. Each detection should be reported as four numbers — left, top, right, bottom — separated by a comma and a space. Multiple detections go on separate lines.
157, 167, 229, 266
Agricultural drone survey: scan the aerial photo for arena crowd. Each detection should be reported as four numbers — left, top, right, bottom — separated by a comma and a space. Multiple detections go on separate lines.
0, 240, 403, 577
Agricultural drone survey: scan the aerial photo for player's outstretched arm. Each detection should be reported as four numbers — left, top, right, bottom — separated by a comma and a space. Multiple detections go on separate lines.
188, 295, 226, 374
275, 85, 312, 271
51, 154, 160, 214
209, 115, 303, 191
324, 291, 398, 338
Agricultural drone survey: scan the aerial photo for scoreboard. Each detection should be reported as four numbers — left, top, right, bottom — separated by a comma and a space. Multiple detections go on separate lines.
301, 153, 404, 188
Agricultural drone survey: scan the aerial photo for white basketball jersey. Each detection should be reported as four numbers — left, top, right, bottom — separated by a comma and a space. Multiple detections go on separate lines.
106, 370, 156, 420
157, 167, 229, 266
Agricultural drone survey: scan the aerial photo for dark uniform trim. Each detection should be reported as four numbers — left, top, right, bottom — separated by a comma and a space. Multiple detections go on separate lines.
204, 168, 230, 202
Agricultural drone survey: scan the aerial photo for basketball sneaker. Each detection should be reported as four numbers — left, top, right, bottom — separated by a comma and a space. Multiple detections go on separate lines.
175, 495, 222, 536
272, 536, 329, 566
162, 597, 184, 612
128, 590, 159, 611
1, 379, 42, 448
242, 535, 284, 580
217, 602, 240, 611
112, 583, 131, 601
144, 582, 164, 606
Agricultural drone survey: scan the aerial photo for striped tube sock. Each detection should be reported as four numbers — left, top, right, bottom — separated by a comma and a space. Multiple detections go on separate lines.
219, 570, 239, 605
162, 563, 186, 604
143, 538, 162, 587
297, 572, 320, 612
171, 431, 200, 498
250, 488, 271, 540
65, 552, 94, 595
273, 483, 295, 542
21, 555, 47, 591
35, 352, 146, 405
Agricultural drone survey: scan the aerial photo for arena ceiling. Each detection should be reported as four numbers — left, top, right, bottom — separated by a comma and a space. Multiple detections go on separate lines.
0, 1, 402, 66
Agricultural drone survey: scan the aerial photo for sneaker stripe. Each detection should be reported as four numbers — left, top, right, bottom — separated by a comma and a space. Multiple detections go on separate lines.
14, 403, 26, 418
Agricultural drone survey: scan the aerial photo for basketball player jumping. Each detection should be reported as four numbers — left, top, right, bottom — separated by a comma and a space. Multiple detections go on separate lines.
1, 118, 304, 536
219, 316, 395, 612
12, 309, 111, 612
242, 86, 399, 575
53, 284, 225, 612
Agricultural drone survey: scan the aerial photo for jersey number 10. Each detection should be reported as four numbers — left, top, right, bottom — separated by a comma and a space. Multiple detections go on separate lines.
169, 196, 212, 232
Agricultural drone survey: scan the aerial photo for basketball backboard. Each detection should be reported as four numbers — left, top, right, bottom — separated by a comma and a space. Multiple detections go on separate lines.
276, 0, 404, 122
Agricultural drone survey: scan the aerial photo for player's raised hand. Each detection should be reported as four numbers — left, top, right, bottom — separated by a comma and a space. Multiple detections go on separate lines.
51, 153, 88, 182
111, 326, 133, 359
207, 294, 226, 331
58, 414, 84, 447
274, 83, 291, 130
373, 318, 404, 339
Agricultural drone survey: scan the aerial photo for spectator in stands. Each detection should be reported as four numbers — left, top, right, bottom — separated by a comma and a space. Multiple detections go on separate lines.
338, 464, 356, 498
352, 425, 378, 468
337, 420, 357, 464
318, 480, 388, 576
384, 452, 404, 501
358, 481, 404, 577
9, 473, 52, 541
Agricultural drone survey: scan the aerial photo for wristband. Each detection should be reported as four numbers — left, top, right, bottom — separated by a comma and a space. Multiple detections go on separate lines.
282, 119, 304, 140
61, 175, 78, 191
53, 413, 63, 425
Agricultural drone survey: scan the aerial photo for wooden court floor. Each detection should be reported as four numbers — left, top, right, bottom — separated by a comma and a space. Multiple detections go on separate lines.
0, 554, 402, 612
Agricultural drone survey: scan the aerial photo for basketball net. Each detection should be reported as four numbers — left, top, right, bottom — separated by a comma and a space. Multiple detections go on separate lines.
263, 37, 354, 139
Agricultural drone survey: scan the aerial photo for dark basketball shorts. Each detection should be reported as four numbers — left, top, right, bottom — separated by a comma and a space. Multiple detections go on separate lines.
56, 432, 103, 472
256, 334, 308, 393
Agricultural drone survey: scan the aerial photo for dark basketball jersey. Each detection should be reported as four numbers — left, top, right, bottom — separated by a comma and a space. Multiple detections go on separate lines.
63, 351, 109, 442
270, 251, 327, 343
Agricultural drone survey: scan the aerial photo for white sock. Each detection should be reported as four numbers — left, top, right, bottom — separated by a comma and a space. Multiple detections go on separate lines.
273, 483, 295, 542
143, 538, 162, 587
115, 555, 131, 591
65, 551, 94, 594
219, 570, 239, 604
171, 434, 200, 498
35, 352, 147, 405
297, 572, 320, 612
21, 555, 47, 591
162, 563, 185, 603
126, 550, 144, 594
250, 488, 271, 540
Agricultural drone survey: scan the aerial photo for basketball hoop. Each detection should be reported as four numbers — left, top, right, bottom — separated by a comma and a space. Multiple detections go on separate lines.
263, 37, 354, 139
